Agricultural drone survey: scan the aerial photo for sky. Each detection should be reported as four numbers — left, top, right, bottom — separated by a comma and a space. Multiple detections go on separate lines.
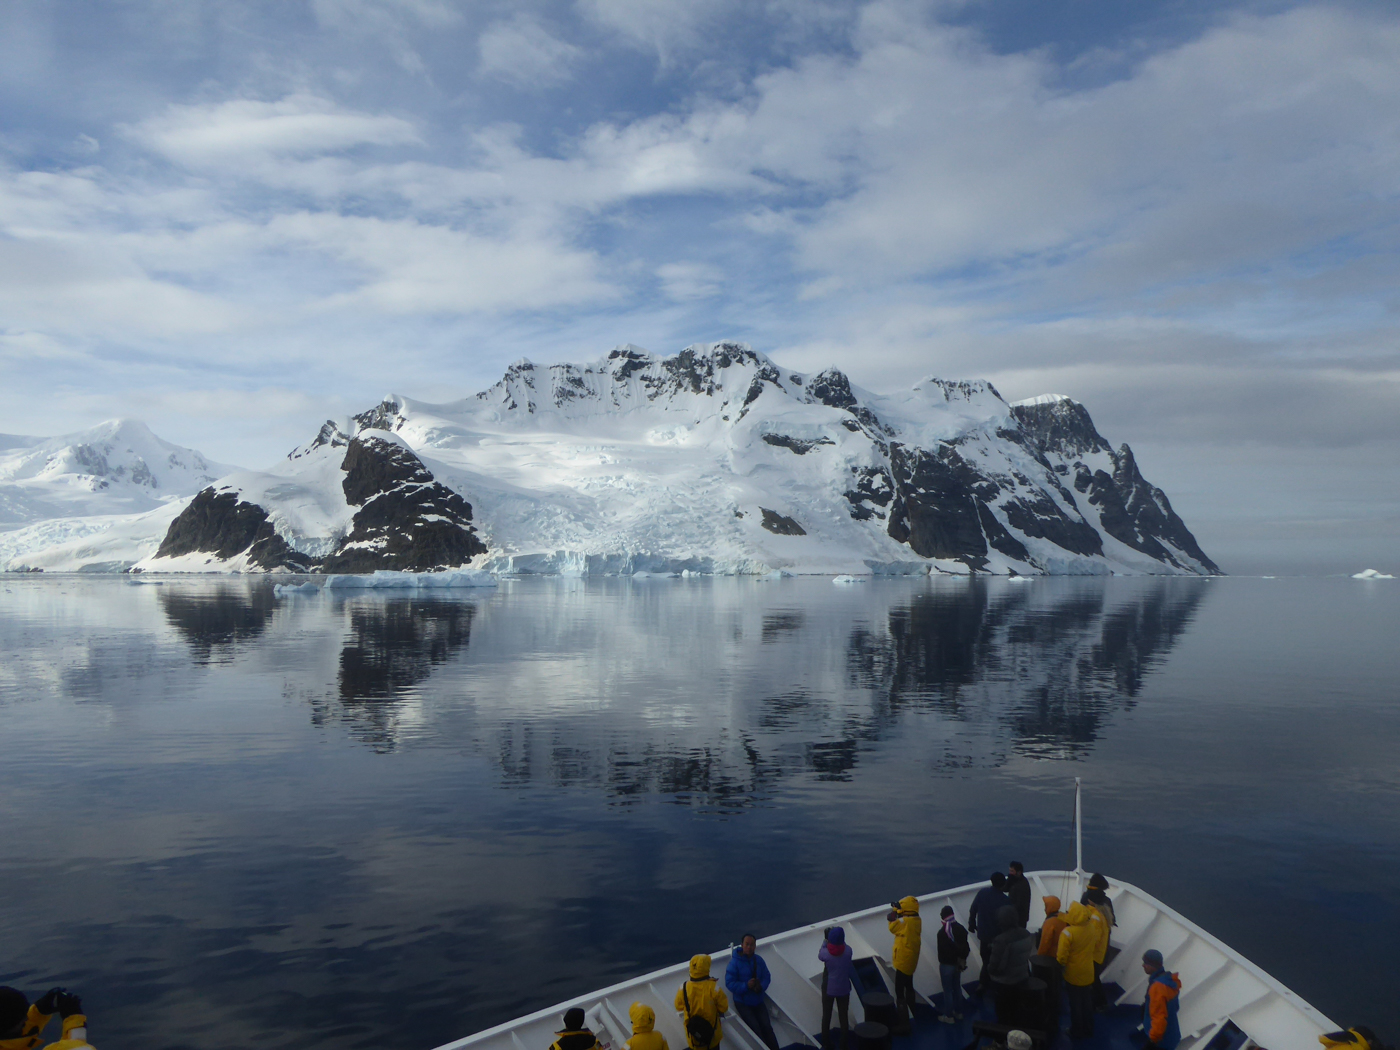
1, 0, 1397, 574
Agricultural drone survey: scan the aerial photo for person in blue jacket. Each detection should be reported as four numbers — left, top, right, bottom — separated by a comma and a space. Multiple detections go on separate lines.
726, 934, 778, 1050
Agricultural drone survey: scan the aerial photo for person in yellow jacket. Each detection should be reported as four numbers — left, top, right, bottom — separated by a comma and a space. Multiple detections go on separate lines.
675, 955, 727, 1050
1055, 903, 1098, 1039
885, 896, 922, 1035
624, 1003, 669, 1050
1320, 1027, 1386, 1050
1037, 896, 1068, 958
0, 988, 94, 1050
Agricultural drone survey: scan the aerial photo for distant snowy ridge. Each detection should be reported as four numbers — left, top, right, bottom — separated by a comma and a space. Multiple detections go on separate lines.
1, 420, 235, 572
127, 341, 1219, 577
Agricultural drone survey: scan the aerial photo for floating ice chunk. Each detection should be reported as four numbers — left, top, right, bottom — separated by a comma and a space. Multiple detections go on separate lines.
1006, 575, 1032, 583
274, 580, 321, 597
1352, 568, 1395, 579
324, 569, 498, 589
631, 570, 678, 579
832, 574, 866, 584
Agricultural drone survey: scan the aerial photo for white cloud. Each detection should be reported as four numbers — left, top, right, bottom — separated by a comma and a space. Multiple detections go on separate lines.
478, 14, 582, 88
657, 261, 722, 300
128, 94, 420, 166
576, 0, 732, 62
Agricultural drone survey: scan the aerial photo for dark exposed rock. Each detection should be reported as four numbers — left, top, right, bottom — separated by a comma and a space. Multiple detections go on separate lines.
290, 420, 350, 459
155, 488, 314, 571
844, 466, 893, 520
153, 436, 486, 574
1012, 397, 1219, 573
353, 399, 407, 434
762, 433, 834, 455
759, 508, 806, 536
885, 443, 1030, 569
321, 435, 487, 574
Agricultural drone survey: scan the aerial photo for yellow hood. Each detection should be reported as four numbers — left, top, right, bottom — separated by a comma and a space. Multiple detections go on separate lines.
689, 954, 713, 979
1043, 895, 1061, 915
629, 1003, 656, 1034
1065, 901, 1090, 925
898, 896, 919, 914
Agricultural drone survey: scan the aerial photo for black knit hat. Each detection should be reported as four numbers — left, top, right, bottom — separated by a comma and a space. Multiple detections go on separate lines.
991, 872, 1006, 889
0, 987, 28, 1033
1088, 873, 1109, 890
563, 1008, 586, 1031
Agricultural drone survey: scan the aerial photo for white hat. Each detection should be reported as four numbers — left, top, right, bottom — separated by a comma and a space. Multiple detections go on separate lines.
1006, 1033, 1033, 1050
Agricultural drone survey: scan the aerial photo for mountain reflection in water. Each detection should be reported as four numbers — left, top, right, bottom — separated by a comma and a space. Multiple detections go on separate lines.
156, 577, 1206, 791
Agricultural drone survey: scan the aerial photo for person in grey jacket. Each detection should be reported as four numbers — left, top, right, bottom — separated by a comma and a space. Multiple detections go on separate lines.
987, 905, 1036, 1026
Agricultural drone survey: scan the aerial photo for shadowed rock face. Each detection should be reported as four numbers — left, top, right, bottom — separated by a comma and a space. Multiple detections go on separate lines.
153, 437, 486, 574
1012, 398, 1220, 574
320, 436, 487, 574
759, 508, 806, 536
154, 489, 313, 571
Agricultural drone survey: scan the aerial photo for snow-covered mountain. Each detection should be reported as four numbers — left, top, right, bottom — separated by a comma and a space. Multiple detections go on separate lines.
134, 343, 1219, 576
0, 420, 234, 572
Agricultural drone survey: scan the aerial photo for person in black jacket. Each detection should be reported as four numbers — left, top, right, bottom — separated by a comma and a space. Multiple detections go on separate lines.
1006, 862, 1031, 928
987, 905, 1036, 1026
551, 1009, 602, 1050
968, 872, 1009, 994
935, 906, 970, 1023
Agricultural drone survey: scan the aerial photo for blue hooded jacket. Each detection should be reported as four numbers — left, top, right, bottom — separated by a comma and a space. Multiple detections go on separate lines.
725, 947, 772, 1007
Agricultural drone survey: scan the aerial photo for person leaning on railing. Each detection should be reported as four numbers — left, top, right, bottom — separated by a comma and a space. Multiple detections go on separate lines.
0, 987, 93, 1050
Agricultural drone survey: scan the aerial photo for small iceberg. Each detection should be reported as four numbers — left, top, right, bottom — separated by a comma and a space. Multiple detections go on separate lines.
274, 580, 321, 597
324, 569, 498, 590
1352, 569, 1395, 579
832, 574, 866, 584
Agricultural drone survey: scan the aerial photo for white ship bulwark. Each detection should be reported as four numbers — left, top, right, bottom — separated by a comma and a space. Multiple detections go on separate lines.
435, 871, 1338, 1050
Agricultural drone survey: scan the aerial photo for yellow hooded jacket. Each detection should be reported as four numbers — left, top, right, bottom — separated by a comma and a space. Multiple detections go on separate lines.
1055, 903, 1097, 987
624, 1003, 669, 1050
0, 1008, 94, 1050
1086, 902, 1110, 964
887, 897, 922, 975
1320, 1030, 1374, 1050
674, 956, 727, 1049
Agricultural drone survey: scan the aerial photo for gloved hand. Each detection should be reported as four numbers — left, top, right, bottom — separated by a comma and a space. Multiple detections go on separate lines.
33, 988, 65, 1015
55, 992, 83, 1019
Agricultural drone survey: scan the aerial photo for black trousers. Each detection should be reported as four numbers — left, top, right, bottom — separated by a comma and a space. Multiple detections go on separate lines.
977, 939, 995, 990
1091, 960, 1107, 1009
821, 993, 849, 1050
893, 969, 915, 1031
1066, 982, 1095, 1038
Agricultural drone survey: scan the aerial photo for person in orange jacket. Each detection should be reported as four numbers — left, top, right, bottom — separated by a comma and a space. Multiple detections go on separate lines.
1139, 950, 1181, 1049
1037, 896, 1068, 957
0, 987, 94, 1050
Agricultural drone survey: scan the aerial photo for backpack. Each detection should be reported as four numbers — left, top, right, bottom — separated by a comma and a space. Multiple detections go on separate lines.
681, 984, 714, 1047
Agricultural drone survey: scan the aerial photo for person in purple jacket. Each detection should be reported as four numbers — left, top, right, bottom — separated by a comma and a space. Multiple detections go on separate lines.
818, 926, 857, 1050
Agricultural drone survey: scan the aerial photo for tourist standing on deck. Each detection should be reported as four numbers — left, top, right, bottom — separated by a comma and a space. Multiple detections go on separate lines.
1082, 874, 1116, 1012
1055, 903, 1098, 1038
675, 955, 728, 1050
552, 1009, 603, 1050
624, 1004, 670, 1050
1038, 896, 1068, 956
0, 987, 93, 1050
988, 905, 1035, 1026
818, 927, 856, 1050
935, 905, 970, 1024
1139, 950, 1181, 1050
725, 935, 778, 1050
886, 896, 922, 1034
968, 872, 1010, 994
1006, 862, 1031, 928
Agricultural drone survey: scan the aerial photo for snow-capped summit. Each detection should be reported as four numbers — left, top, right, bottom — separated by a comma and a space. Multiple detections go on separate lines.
0, 419, 231, 524
137, 341, 1220, 577
0, 420, 236, 572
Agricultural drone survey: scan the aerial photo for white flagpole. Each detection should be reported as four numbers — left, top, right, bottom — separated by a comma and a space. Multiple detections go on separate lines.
1074, 777, 1084, 876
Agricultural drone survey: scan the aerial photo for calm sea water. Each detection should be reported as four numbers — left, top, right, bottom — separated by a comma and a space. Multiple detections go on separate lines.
1, 575, 1396, 1049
